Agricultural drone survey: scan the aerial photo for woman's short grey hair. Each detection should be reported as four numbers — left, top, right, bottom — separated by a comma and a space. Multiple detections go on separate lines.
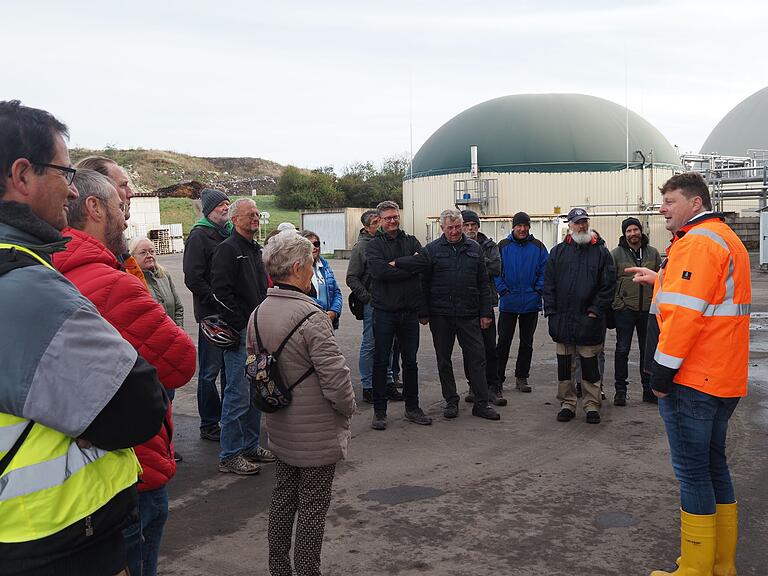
376, 200, 399, 215
439, 208, 463, 226
128, 236, 166, 277
263, 230, 313, 281
228, 197, 256, 220
67, 169, 116, 230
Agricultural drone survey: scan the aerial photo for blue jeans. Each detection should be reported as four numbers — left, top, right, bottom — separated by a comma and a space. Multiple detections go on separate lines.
197, 326, 227, 431
658, 384, 739, 514
124, 486, 169, 576
372, 309, 420, 412
360, 304, 393, 390
220, 329, 262, 461
613, 309, 650, 392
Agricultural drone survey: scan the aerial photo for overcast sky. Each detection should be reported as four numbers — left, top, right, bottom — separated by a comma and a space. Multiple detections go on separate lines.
3, 0, 766, 171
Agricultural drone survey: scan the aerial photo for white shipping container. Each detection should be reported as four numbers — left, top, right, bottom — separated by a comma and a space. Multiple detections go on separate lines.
299, 208, 368, 254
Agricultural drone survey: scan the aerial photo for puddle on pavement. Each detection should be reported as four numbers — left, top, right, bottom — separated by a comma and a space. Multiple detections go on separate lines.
593, 511, 640, 528
359, 485, 445, 505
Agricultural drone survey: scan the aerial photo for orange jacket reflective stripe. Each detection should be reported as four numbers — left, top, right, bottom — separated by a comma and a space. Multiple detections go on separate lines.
651, 215, 751, 398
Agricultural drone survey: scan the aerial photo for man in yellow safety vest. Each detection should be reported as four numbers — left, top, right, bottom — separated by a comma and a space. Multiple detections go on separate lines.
0, 100, 167, 575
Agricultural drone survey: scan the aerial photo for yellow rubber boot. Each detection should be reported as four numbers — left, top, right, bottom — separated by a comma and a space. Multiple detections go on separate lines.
714, 502, 738, 576
650, 509, 716, 576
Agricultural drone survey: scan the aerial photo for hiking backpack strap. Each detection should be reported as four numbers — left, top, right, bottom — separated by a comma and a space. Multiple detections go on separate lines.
252, 307, 321, 392
273, 310, 320, 359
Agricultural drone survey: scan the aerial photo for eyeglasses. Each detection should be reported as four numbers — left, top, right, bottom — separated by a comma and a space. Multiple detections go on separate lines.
382, 215, 400, 222
32, 162, 76, 185
311, 240, 321, 248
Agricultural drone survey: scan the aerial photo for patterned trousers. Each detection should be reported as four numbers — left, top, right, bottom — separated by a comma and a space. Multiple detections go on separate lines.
268, 459, 337, 576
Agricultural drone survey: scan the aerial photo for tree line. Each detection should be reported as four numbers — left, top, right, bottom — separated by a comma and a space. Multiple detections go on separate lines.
275, 155, 409, 210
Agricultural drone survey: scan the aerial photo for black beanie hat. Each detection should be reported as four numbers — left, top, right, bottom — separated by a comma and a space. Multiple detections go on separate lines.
461, 210, 480, 226
201, 188, 230, 217
512, 211, 531, 227
621, 217, 642, 235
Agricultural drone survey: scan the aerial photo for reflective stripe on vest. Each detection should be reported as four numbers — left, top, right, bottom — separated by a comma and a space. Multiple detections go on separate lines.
649, 231, 750, 319
0, 413, 141, 542
0, 243, 54, 269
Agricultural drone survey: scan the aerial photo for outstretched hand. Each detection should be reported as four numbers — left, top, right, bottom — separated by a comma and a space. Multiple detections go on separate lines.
625, 266, 657, 286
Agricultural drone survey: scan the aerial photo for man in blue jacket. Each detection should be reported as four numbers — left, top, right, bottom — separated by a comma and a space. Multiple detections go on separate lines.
495, 212, 549, 394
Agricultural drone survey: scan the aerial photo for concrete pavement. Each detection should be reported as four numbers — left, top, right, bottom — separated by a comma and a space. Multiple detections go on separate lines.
157, 254, 768, 576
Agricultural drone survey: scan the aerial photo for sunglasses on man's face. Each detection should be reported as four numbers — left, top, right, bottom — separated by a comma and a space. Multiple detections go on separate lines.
312, 241, 321, 248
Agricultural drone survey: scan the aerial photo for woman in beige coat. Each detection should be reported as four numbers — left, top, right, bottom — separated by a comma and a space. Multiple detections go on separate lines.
247, 231, 356, 576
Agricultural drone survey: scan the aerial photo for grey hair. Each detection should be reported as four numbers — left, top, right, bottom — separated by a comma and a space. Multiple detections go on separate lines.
376, 200, 399, 215
262, 230, 313, 281
361, 209, 378, 226
67, 169, 116, 230
228, 197, 257, 220
128, 236, 166, 277
439, 208, 463, 226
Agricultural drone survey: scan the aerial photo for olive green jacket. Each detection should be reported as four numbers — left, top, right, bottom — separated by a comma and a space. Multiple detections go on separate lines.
610, 236, 661, 312
145, 268, 185, 327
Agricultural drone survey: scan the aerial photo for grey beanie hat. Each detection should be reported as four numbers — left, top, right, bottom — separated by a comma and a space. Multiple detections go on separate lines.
201, 188, 230, 217
460, 210, 480, 226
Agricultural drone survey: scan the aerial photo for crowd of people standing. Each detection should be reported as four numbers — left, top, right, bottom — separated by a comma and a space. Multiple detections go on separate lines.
0, 99, 752, 576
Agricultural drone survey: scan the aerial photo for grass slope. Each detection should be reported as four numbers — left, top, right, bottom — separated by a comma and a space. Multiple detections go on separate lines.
71, 148, 284, 192
160, 195, 300, 237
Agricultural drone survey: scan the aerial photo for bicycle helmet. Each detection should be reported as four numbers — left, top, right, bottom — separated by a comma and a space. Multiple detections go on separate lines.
200, 315, 240, 350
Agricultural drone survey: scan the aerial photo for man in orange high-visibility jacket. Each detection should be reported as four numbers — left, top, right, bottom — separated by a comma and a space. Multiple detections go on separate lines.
629, 172, 750, 576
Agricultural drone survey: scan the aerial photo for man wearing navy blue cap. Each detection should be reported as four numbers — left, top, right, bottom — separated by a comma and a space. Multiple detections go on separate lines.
543, 208, 615, 424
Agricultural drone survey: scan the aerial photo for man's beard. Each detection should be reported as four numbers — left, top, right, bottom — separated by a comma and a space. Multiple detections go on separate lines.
571, 229, 593, 245
105, 211, 128, 256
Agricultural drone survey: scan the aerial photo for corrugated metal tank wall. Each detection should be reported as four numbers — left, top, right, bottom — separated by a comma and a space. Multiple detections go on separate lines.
403, 167, 677, 251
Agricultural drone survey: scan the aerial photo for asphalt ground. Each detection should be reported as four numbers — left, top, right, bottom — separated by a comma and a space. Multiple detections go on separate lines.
157, 254, 768, 576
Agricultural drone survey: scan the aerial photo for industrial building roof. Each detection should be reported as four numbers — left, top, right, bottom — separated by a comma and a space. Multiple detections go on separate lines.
700, 86, 768, 157
407, 94, 681, 179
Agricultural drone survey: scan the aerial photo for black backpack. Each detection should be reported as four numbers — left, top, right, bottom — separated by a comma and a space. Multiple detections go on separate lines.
246, 307, 319, 413
347, 292, 365, 321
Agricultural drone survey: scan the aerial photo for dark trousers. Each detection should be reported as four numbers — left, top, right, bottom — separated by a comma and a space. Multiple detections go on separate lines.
268, 459, 336, 576
495, 311, 539, 383
613, 309, 650, 392
391, 338, 401, 378
372, 309, 420, 413
429, 315, 488, 405
464, 312, 499, 390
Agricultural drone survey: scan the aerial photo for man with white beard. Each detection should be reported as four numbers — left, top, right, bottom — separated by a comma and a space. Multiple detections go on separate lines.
543, 208, 615, 424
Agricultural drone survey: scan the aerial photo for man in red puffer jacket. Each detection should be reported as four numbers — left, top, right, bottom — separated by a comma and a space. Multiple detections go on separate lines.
53, 169, 196, 576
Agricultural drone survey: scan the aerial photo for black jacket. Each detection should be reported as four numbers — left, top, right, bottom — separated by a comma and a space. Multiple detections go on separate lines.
421, 234, 492, 318
476, 232, 501, 307
543, 233, 616, 345
345, 228, 375, 303
366, 228, 427, 313
183, 224, 229, 322
210, 231, 269, 331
